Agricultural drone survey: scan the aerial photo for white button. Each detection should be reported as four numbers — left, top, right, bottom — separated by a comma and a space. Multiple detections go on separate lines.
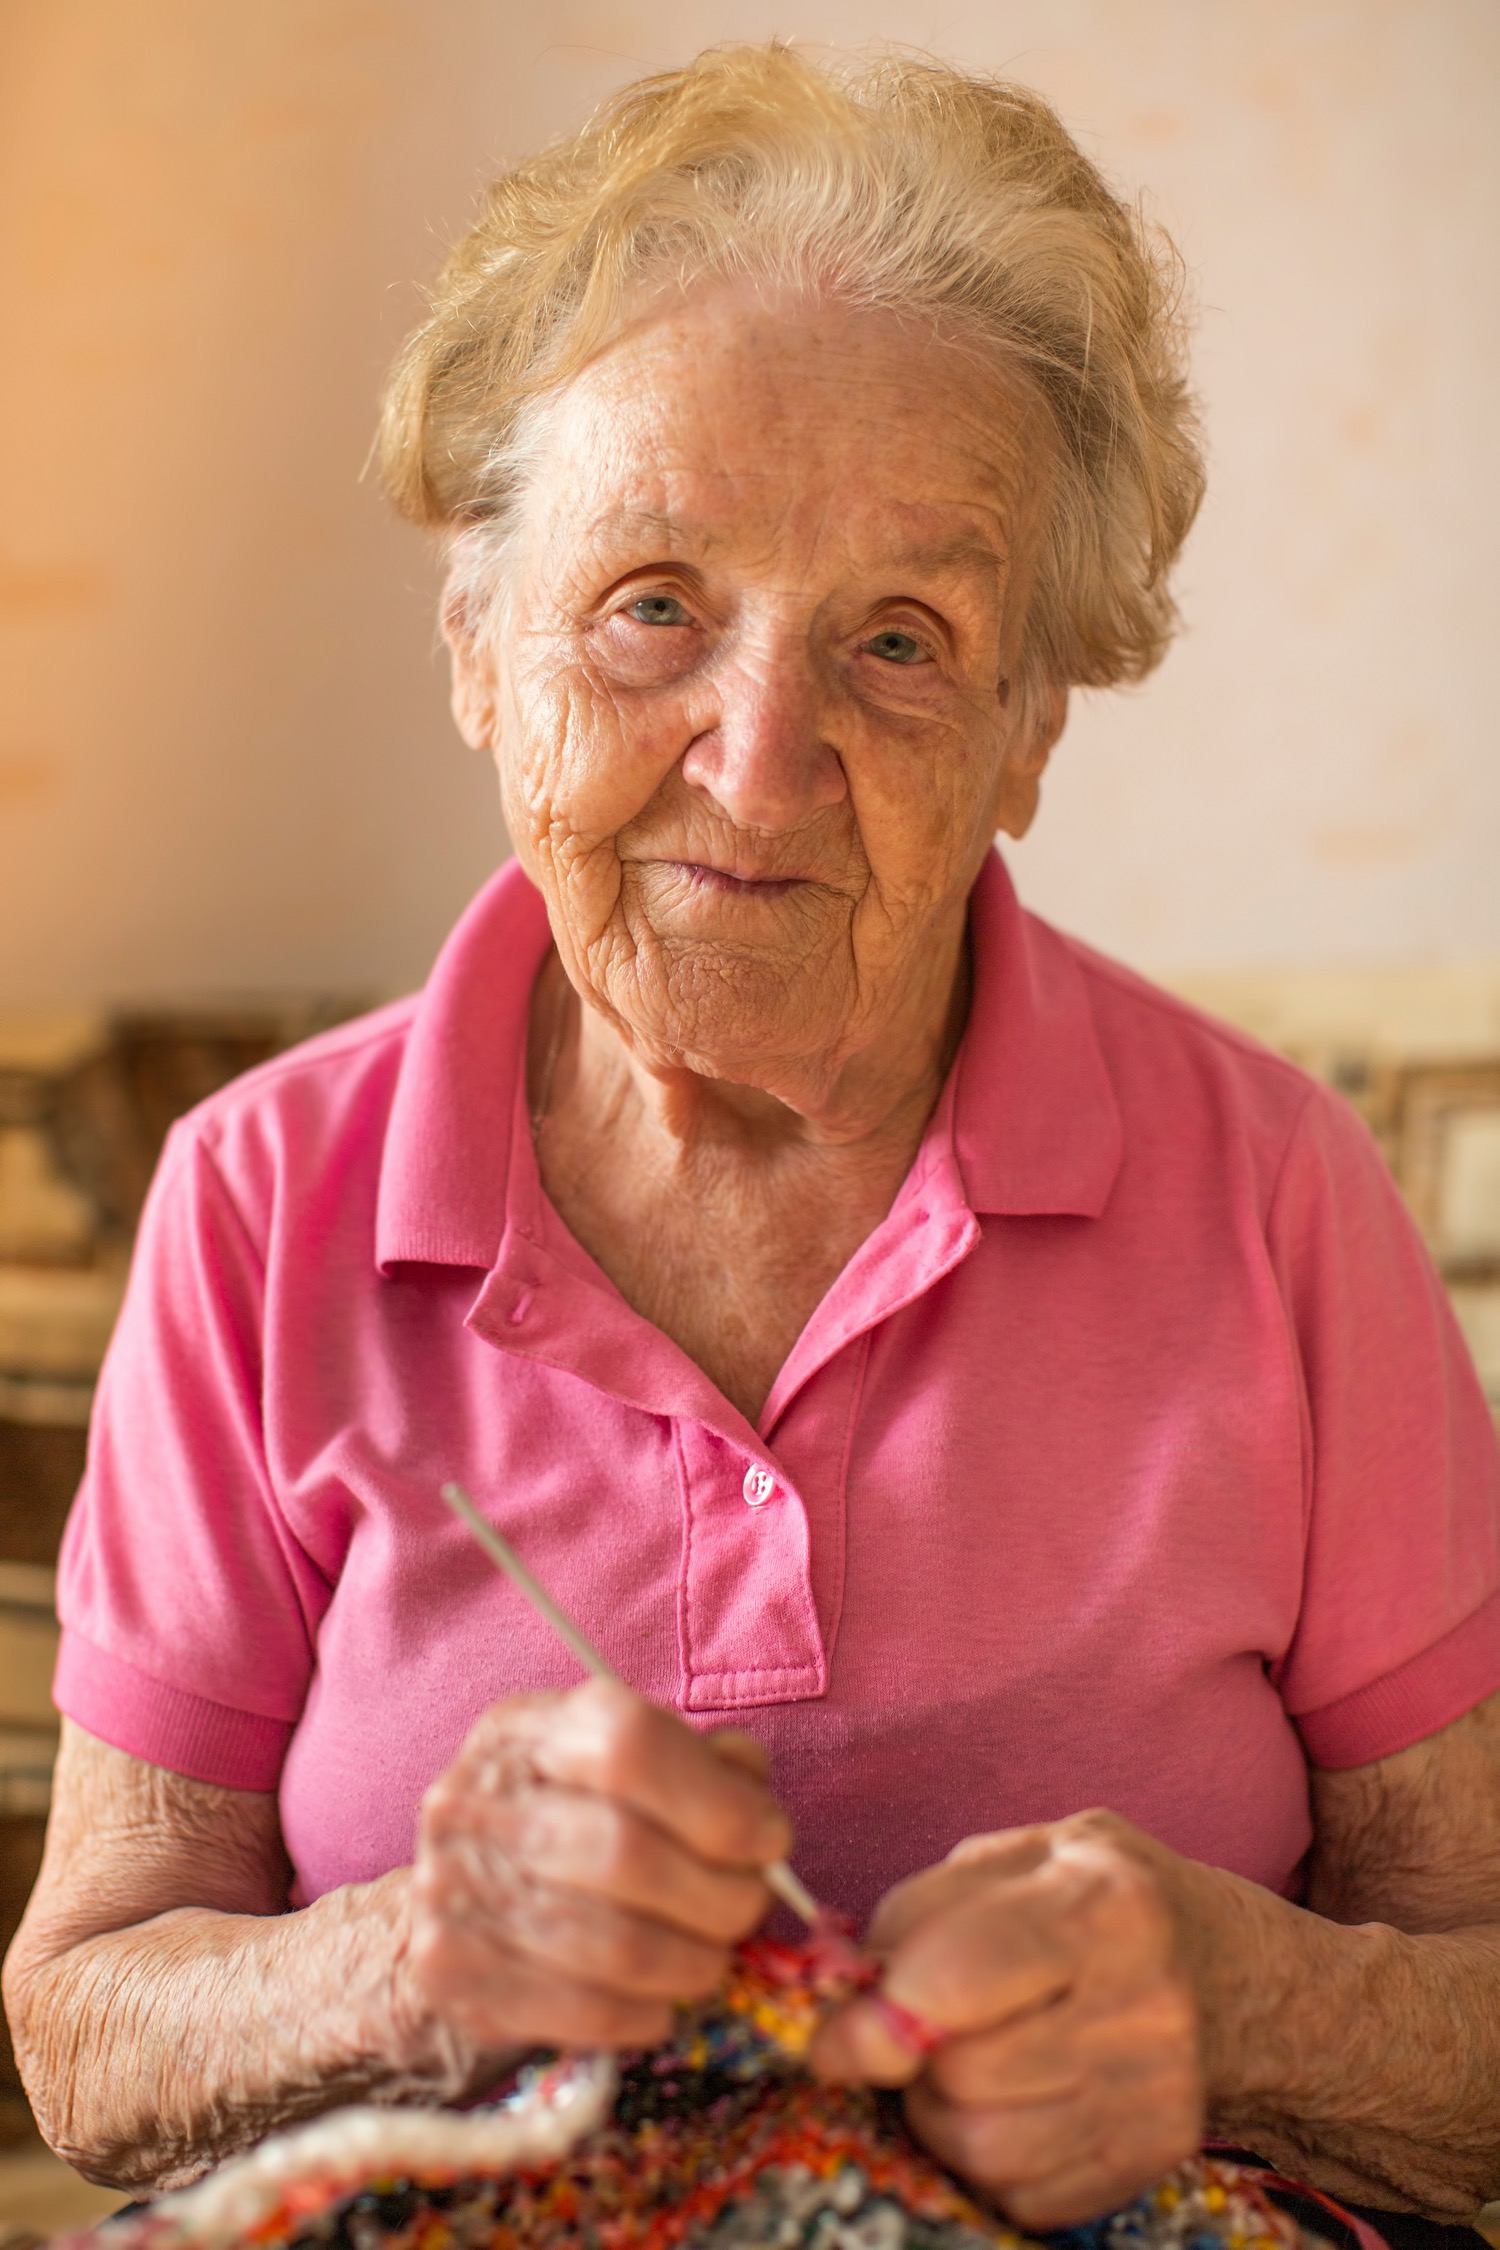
742, 1463, 777, 1508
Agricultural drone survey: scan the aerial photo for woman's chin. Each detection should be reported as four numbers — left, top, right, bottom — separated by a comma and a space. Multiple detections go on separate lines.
611, 951, 852, 1091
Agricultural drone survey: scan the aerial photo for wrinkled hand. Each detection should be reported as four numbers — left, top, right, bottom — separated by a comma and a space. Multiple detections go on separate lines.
810, 1812, 1204, 2230
401, 1678, 791, 2066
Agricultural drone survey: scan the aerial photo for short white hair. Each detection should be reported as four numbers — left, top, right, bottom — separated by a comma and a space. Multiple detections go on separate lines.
380, 42, 1204, 701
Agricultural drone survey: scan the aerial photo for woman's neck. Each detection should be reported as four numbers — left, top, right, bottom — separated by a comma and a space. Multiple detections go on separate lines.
528, 927, 971, 1170
525, 933, 972, 1423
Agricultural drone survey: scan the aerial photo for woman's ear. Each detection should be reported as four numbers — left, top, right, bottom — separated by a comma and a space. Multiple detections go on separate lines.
440, 578, 501, 751
994, 681, 1068, 840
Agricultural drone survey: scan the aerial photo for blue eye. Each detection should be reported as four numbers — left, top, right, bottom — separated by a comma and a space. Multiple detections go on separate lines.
865, 630, 927, 665
628, 595, 690, 626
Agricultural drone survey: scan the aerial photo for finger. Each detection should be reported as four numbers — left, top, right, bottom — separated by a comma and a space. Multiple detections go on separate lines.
927, 1983, 1197, 2110
515, 1680, 792, 1870
811, 1860, 1081, 2086
905, 2061, 1200, 2227
924, 2010, 1085, 2108
904, 2076, 1092, 2198
945, 1829, 1058, 1879
884, 1833, 1177, 2031
996, 2075, 1202, 2237
417, 1813, 736, 2001
864, 1830, 1052, 1953
909, 2076, 1196, 2233
1005, 2156, 1176, 2237
432, 1781, 770, 1943
880, 1870, 1075, 2032
478, 1874, 730, 2002
706, 1729, 773, 1784
411, 1910, 676, 2052
807, 1993, 929, 2087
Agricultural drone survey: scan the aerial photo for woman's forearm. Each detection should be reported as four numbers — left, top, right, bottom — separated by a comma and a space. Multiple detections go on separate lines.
1170, 1853, 1500, 2216
10, 1869, 522, 2193
3, 1729, 523, 2194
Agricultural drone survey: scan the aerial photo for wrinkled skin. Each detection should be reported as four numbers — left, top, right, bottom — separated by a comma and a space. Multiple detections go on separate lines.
457, 286, 1060, 1111
446, 288, 1064, 1418
6, 1696, 790, 2195
407, 1688, 787, 2058
11, 1696, 1500, 2218
9, 290, 1500, 2222
810, 1824, 1203, 2228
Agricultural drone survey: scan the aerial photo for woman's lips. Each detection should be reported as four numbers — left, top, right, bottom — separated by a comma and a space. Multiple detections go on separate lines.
666, 860, 805, 897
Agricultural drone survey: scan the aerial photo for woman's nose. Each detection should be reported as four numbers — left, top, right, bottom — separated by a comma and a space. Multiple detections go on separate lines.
680, 644, 847, 831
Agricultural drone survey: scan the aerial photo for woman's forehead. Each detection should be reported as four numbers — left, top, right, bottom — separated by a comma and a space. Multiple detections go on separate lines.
525, 292, 1038, 580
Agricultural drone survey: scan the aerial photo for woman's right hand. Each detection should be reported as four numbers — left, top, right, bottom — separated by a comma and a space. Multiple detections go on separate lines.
399, 1677, 792, 2066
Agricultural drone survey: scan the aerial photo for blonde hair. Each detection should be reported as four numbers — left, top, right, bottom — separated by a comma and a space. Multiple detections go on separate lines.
379, 43, 1204, 696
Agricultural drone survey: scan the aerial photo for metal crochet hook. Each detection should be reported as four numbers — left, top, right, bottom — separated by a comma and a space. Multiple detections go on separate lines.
441, 1480, 825, 1930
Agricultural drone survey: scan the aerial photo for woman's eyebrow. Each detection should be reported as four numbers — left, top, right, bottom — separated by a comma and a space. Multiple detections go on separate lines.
881, 534, 1006, 587
580, 514, 1005, 585
584, 507, 699, 554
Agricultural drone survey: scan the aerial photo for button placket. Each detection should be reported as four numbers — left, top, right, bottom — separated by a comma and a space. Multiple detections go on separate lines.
673, 1422, 825, 1709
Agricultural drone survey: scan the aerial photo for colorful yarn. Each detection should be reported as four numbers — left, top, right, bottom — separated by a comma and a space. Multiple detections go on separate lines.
60, 1938, 1318, 2250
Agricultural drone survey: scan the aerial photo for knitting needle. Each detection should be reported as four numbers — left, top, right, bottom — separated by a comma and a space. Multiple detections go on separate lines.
441, 1480, 825, 1932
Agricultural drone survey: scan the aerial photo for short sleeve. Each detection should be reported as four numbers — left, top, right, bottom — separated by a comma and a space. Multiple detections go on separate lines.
55, 1120, 332, 1788
1268, 1087, 1500, 1767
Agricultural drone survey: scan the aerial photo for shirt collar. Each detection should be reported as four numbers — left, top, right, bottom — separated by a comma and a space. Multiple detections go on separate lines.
376, 846, 1122, 1271
377, 859, 551, 1271
952, 850, 1123, 1217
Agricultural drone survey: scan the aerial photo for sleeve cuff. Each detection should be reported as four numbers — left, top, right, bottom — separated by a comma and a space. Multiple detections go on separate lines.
54, 1628, 294, 1791
1293, 1586, 1500, 1769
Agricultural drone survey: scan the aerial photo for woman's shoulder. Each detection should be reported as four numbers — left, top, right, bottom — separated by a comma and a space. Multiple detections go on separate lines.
1033, 916, 1378, 1189
1053, 923, 1326, 1105
150, 995, 423, 1225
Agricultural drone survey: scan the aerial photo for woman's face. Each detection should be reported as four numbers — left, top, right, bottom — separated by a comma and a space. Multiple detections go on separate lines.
449, 285, 1065, 1093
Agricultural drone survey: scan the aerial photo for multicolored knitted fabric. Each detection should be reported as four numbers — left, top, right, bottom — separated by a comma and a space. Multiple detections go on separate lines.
58, 1936, 1323, 2250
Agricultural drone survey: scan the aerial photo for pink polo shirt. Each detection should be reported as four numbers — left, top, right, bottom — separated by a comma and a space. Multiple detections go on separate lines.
56, 853, 1500, 1922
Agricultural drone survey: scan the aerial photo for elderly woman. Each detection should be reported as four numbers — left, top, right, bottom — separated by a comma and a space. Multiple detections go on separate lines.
7, 44, 1500, 2237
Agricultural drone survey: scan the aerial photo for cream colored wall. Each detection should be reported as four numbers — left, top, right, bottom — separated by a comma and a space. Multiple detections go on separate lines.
2, 0, 1497, 1006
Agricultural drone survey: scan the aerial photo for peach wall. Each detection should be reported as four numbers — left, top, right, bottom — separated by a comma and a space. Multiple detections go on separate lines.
2, 0, 1497, 1005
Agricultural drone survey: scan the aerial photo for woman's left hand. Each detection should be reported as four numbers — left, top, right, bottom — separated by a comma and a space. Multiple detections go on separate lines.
808, 1812, 1204, 2230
